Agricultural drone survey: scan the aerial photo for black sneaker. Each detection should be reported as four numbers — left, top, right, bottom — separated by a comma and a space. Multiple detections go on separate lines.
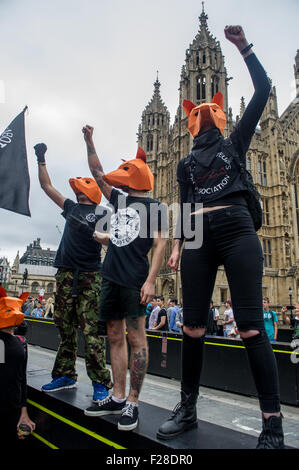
84, 396, 125, 417
118, 403, 139, 431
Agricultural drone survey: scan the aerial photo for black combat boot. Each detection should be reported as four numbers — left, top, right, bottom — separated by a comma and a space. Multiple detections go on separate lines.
156, 391, 198, 440
256, 414, 285, 449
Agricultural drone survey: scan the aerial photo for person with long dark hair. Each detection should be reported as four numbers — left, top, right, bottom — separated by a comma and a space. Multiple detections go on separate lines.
157, 25, 284, 449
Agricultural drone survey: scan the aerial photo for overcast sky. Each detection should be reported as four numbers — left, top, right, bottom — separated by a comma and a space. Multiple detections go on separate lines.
0, 0, 298, 264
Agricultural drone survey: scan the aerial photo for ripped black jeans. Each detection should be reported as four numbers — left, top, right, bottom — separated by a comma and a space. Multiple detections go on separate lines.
181, 205, 281, 413
181, 205, 264, 331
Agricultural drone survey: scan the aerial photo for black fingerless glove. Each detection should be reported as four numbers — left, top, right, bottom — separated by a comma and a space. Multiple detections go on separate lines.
68, 214, 94, 239
34, 143, 47, 163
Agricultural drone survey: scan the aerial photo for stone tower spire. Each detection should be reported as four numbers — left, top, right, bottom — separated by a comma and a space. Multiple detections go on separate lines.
137, 75, 170, 199
260, 82, 279, 129
294, 50, 299, 97
178, 5, 229, 118
11, 250, 20, 274
240, 97, 246, 118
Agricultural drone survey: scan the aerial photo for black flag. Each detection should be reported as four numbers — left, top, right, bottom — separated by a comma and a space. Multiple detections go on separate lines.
0, 107, 31, 216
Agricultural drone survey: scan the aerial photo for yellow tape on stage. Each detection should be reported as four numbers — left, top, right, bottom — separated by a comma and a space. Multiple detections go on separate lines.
27, 399, 126, 449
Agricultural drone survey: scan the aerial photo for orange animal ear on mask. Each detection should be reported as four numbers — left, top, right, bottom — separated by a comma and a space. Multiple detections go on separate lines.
136, 147, 147, 163
0, 286, 7, 298
183, 99, 196, 117
19, 292, 29, 305
211, 92, 223, 110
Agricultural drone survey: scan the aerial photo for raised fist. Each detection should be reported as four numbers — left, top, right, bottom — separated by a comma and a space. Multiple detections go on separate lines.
82, 125, 94, 145
34, 143, 47, 163
224, 25, 247, 49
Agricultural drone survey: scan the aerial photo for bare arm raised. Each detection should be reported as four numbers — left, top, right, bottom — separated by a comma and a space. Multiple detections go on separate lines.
34, 143, 66, 210
82, 125, 113, 201
224, 25, 253, 58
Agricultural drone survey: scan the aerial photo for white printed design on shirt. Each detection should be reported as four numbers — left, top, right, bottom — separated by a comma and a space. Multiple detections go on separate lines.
110, 207, 140, 247
86, 213, 96, 223
191, 152, 232, 196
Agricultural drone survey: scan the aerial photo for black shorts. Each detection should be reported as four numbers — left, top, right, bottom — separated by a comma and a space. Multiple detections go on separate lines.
99, 278, 146, 321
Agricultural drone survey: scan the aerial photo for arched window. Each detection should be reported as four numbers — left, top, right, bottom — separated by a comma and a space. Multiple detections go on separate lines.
203, 53, 206, 64
31, 282, 39, 293
263, 240, 272, 267
211, 76, 219, 97
247, 157, 251, 172
147, 134, 153, 152
197, 76, 206, 100
47, 283, 54, 294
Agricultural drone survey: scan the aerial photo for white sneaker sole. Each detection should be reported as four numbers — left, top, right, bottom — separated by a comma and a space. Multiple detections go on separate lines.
84, 409, 123, 417
41, 384, 77, 392
118, 419, 139, 431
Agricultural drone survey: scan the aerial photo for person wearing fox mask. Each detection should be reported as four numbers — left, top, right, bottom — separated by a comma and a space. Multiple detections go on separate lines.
33, 143, 112, 401
157, 26, 284, 449
0, 288, 35, 446
81, 125, 167, 431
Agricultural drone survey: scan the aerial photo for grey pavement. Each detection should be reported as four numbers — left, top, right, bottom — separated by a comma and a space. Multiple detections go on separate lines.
28, 344, 299, 449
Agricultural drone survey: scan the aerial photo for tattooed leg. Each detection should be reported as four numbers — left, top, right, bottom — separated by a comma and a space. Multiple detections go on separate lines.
126, 316, 148, 403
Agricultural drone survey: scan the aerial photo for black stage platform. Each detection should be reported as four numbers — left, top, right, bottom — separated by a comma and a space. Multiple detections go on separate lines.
26, 365, 261, 450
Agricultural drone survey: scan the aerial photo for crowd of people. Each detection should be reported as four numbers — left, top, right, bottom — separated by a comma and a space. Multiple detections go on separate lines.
22, 296, 54, 319
21, 292, 299, 343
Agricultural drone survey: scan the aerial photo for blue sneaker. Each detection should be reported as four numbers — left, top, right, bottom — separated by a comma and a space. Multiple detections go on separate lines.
92, 382, 108, 402
41, 376, 77, 392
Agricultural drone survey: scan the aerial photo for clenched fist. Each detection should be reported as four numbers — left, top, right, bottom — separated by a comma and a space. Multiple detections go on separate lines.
82, 125, 94, 145
224, 25, 248, 51
34, 143, 47, 164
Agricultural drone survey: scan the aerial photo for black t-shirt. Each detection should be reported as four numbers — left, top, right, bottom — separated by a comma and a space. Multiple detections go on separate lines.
54, 199, 103, 272
101, 189, 168, 289
0, 332, 27, 413
156, 307, 168, 331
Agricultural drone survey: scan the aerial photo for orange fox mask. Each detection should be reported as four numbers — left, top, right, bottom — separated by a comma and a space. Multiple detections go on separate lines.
69, 177, 102, 204
102, 147, 154, 191
183, 92, 226, 137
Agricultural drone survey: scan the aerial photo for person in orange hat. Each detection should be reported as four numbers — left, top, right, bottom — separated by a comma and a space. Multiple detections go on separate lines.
81, 125, 167, 431
157, 25, 284, 449
33, 143, 112, 402
0, 288, 35, 446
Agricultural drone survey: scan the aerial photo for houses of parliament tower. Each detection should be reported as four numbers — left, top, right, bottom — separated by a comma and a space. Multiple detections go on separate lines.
137, 6, 299, 310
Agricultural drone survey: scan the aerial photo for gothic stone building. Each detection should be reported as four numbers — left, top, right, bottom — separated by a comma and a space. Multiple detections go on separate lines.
137, 9, 299, 313
7, 239, 57, 299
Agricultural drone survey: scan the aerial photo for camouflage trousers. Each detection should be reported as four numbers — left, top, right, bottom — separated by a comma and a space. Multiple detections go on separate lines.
52, 269, 112, 388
